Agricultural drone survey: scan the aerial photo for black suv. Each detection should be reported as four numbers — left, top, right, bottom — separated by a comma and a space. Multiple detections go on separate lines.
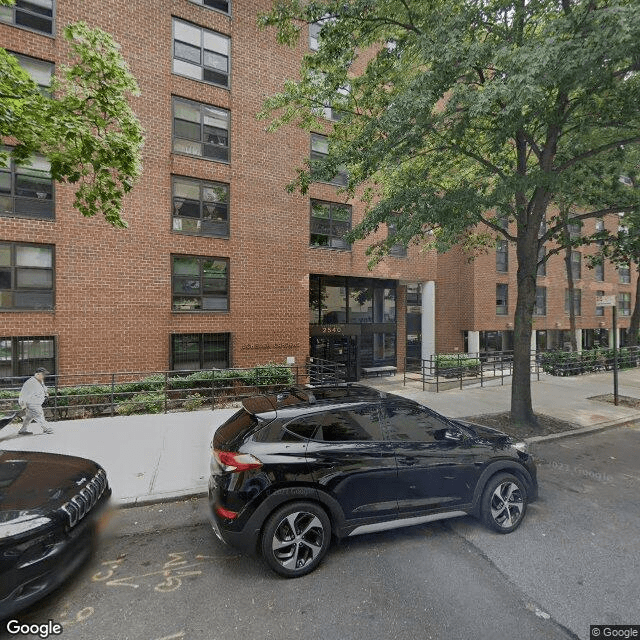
208, 385, 537, 578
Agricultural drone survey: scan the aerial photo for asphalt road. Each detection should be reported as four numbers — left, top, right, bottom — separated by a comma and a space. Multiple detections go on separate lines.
3, 423, 638, 640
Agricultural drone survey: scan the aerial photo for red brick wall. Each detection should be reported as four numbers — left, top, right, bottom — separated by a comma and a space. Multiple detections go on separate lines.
1, 1, 437, 375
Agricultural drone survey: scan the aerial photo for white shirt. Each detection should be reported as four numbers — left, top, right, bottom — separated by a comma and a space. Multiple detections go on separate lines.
19, 376, 49, 407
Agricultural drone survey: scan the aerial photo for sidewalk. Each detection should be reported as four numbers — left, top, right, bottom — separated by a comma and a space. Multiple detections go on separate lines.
1, 369, 639, 507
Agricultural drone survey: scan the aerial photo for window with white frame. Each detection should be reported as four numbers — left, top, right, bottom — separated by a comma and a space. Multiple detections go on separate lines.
172, 176, 229, 237
172, 18, 230, 88
0, 0, 54, 35
0, 242, 54, 310
172, 97, 229, 162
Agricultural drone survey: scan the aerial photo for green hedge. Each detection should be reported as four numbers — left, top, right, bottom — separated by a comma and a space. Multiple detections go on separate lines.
0, 364, 295, 419
435, 355, 481, 377
539, 349, 639, 376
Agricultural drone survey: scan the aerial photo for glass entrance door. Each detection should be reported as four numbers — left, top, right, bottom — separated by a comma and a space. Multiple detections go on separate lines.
310, 335, 359, 381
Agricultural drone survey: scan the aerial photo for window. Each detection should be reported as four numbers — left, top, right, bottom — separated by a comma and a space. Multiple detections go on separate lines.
0, 0, 54, 35
171, 333, 230, 370
310, 134, 348, 186
567, 221, 581, 238
0, 336, 55, 380
0, 242, 54, 310
309, 407, 382, 442
172, 97, 229, 162
188, 0, 230, 14
618, 292, 631, 317
534, 286, 546, 316
172, 255, 229, 311
310, 200, 351, 249
0, 148, 54, 220
619, 263, 631, 284
496, 283, 508, 315
383, 400, 450, 443
538, 219, 547, 238
12, 52, 54, 94
596, 290, 605, 317
309, 15, 333, 51
594, 261, 604, 282
172, 176, 229, 237
321, 83, 350, 121
388, 221, 407, 257
570, 251, 581, 280
172, 18, 230, 88
537, 245, 546, 277
565, 289, 581, 316
496, 240, 508, 272
360, 332, 396, 367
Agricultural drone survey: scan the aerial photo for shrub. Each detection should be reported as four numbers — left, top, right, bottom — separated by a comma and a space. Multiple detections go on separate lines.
183, 393, 206, 411
116, 392, 164, 416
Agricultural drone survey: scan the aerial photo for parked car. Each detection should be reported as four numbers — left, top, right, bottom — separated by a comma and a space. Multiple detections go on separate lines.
208, 384, 538, 577
0, 450, 111, 618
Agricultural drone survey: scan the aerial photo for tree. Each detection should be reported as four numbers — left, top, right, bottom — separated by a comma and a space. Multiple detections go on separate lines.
259, 0, 640, 428
0, 8, 143, 228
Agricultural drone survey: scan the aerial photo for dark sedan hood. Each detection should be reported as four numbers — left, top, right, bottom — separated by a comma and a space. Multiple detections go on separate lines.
0, 450, 102, 513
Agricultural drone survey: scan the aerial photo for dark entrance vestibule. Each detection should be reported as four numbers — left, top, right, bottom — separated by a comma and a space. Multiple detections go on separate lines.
309, 275, 397, 381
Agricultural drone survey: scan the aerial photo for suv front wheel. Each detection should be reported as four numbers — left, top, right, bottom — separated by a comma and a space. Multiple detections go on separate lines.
261, 501, 331, 578
480, 472, 527, 533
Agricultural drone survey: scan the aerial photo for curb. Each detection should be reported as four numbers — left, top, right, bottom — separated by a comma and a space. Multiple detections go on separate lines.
116, 489, 207, 509
525, 417, 638, 444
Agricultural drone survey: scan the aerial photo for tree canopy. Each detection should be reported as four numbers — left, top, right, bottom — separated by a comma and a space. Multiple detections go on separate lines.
260, 0, 640, 426
0, 14, 143, 228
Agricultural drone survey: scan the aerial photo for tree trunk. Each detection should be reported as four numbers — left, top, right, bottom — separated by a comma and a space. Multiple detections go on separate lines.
564, 240, 578, 352
511, 232, 539, 428
627, 263, 640, 346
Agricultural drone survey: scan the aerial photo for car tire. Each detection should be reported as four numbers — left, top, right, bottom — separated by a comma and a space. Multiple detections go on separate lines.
261, 501, 331, 578
480, 472, 527, 534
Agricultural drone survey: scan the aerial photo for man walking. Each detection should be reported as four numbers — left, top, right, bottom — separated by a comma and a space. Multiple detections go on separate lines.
18, 367, 54, 435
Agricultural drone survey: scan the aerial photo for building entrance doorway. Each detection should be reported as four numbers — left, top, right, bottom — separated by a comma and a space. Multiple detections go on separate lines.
310, 335, 359, 381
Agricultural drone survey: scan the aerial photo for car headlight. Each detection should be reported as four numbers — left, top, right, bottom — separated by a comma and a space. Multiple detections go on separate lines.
512, 441, 528, 454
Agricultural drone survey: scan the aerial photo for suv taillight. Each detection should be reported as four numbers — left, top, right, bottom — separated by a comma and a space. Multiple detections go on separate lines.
214, 449, 262, 472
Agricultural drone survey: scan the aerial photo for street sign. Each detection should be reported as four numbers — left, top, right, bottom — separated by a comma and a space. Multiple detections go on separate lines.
596, 295, 616, 307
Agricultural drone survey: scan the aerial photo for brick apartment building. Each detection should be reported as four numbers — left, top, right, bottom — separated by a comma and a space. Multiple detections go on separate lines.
0, 0, 637, 381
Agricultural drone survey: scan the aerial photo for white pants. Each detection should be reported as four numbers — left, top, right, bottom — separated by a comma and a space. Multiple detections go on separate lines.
21, 404, 50, 433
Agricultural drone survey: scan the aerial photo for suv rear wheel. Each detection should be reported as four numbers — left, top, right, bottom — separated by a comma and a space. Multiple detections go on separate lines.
480, 472, 527, 533
261, 501, 331, 578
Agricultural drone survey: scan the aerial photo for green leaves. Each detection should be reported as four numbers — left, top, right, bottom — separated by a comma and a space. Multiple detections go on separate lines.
0, 21, 143, 227
260, 0, 640, 262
